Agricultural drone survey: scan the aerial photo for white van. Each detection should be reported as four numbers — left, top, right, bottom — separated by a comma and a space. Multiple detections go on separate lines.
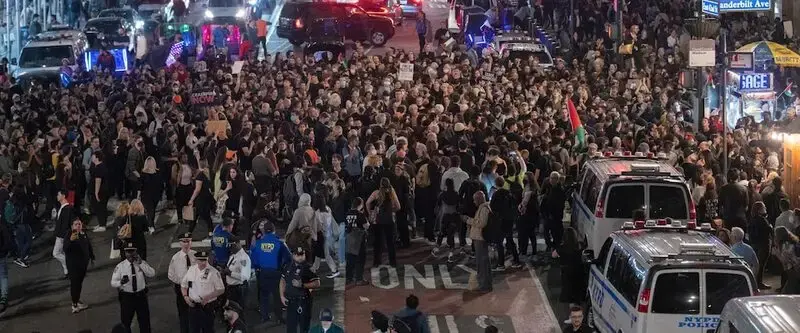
572, 153, 694, 256
586, 220, 757, 333
716, 295, 800, 333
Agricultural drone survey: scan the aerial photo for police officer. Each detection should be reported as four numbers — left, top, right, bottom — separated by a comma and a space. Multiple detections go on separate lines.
222, 300, 248, 333
168, 233, 196, 333
222, 236, 251, 307
211, 218, 235, 266
280, 246, 320, 333
249, 221, 290, 323
181, 250, 225, 333
111, 242, 155, 333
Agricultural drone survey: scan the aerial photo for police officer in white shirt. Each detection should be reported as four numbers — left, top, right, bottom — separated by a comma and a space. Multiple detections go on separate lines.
111, 242, 155, 333
221, 236, 251, 307
168, 232, 196, 333
181, 250, 225, 333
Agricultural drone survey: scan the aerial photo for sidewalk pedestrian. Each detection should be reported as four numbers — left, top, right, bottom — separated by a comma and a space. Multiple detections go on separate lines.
181, 250, 225, 333
250, 220, 290, 323
167, 233, 196, 333
54, 189, 73, 278
65, 216, 94, 313
111, 242, 155, 333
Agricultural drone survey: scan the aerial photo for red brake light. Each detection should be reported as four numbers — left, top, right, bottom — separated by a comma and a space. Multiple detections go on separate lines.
638, 288, 651, 313
595, 200, 604, 218
294, 18, 304, 29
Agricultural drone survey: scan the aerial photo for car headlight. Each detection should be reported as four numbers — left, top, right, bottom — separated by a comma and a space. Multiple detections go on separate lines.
135, 20, 144, 29
247, 0, 256, 5
204, 9, 214, 18
235, 9, 246, 17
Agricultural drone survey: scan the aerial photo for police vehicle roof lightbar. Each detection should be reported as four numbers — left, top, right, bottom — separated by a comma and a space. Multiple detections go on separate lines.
679, 243, 718, 254
622, 220, 713, 231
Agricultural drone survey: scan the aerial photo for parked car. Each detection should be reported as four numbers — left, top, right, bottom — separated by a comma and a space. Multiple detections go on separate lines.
277, 1, 395, 46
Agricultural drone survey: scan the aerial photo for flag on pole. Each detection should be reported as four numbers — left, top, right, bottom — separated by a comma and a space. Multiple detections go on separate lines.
567, 99, 586, 148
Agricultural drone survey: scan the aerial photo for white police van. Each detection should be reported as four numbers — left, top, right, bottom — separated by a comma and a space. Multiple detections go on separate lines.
573, 153, 694, 257
13, 30, 88, 81
586, 220, 756, 333
716, 295, 800, 333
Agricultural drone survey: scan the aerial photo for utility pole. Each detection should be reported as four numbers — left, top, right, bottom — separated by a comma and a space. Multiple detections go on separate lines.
721, 27, 729, 176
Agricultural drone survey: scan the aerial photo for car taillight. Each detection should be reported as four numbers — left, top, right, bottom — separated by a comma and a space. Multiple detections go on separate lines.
595, 200, 604, 218
637, 288, 651, 313
294, 18, 304, 29
688, 199, 697, 223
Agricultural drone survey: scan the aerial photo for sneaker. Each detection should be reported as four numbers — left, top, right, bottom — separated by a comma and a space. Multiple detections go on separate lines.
492, 266, 506, 272
431, 247, 440, 256
148, 227, 155, 235
71, 305, 80, 314
511, 262, 523, 269
92, 226, 106, 233
447, 252, 454, 263
13, 258, 29, 268
76, 302, 89, 311
23, 255, 30, 261
326, 271, 341, 278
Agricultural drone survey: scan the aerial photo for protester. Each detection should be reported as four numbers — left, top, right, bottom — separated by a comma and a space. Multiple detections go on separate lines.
773, 227, 800, 293
394, 294, 430, 333
748, 202, 773, 289
65, 217, 94, 313
139, 156, 162, 233
309, 308, 344, 333
127, 199, 150, 260
367, 178, 401, 267
0, 214, 12, 313
466, 191, 492, 292
345, 197, 369, 285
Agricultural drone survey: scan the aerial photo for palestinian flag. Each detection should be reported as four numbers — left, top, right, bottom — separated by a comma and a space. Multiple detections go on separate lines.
568, 98, 586, 148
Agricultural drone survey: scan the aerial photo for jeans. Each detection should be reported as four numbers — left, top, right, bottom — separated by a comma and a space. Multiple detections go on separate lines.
0, 256, 8, 303
13, 224, 32, 260
473, 240, 492, 290
53, 237, 68, 275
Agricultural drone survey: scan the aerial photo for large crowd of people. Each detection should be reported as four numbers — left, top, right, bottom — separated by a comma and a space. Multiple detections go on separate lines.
0, 0, 797, 331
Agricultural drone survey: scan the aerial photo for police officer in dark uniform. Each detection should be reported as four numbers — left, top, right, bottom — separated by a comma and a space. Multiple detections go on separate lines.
279, 246, 320, 333
249, 221, 291, 323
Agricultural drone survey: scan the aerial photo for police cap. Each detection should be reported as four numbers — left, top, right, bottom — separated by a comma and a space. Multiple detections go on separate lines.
195, 251, 210, 260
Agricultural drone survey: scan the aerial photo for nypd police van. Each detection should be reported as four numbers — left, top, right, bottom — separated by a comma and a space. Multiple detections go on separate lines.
13, 30, 88, 81
586, 220, 756, 333
716, 295, 800, 333
573, 153, 694, 257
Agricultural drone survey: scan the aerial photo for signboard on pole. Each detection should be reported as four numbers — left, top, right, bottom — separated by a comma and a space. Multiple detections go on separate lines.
732, 72, 774, 92
702, 0, 720, 16
718, 0, 771, 12
729, 52, 754, 70
689, 39, 716, 67
398, 62, 414, 81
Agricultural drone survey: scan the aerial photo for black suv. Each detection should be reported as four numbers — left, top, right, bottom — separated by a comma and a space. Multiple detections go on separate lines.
277, 2, 395, 47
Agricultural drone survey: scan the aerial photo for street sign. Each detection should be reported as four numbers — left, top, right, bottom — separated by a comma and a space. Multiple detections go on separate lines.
729, 52, 754, 70
718, 0, 771, 12
735, 72, 773, 92
702, 0, 720, 16
689, 39, 716, 67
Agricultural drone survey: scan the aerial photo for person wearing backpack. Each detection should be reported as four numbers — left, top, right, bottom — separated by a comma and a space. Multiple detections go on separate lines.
465, 191, 492, 292
394, 294, 430, 333
6, 185, 31, 268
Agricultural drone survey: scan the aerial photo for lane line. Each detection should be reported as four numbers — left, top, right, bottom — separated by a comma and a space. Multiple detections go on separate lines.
445, 315, 460, 332
529, 267, 560, 332
333, 277, 346, 328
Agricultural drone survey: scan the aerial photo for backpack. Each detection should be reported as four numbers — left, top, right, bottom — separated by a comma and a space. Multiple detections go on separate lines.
0, 221, 12, 255
482, 209, 503, 242
4, 200, 22, 226
394, 312, 422, 333
283, 174, 299, 207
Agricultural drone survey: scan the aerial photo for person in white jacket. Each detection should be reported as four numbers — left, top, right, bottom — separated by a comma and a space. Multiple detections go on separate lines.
310, 193, 340, 278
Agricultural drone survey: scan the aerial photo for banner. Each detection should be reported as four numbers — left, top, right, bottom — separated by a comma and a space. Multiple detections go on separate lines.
190, 88, 219, 106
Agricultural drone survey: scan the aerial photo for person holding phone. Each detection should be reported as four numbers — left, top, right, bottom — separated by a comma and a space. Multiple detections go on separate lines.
111, 242, 155, 333
65, 216, 94, 313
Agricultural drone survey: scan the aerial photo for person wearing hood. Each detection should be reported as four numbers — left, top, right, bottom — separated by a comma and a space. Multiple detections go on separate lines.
394, 294, 431, 333
287, 193, 319, 245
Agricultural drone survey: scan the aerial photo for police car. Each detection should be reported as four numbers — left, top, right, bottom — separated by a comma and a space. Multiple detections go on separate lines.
204, 0, 248, 20
717, 295, 800, 332
13, 30, 89, 81
491, 31, 533, 50
498, 42, 553, 67
585, 220, 756, 333
572, 153, 693, 257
